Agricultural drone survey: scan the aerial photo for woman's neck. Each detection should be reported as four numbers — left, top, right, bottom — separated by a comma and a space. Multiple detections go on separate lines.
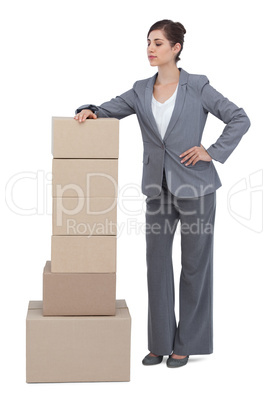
156, 64, 180, 86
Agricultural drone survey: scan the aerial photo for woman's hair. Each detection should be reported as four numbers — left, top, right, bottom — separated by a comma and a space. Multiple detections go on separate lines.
147, 19, 186, 63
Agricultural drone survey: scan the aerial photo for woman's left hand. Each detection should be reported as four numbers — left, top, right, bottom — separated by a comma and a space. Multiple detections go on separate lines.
179, 144, 212, 166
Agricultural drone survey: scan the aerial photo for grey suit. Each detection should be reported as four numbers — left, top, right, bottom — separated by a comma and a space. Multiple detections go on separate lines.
76, 68, 250, 198
76, 68, 250, 356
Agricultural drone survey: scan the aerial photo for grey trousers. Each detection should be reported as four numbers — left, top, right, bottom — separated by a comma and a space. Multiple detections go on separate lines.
145, 169, 216, 356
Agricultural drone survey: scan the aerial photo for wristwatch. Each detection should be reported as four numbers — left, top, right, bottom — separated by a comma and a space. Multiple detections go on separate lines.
75, 104, 99, 115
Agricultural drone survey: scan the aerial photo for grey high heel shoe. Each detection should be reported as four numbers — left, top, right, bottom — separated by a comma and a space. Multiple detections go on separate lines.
142, 353, 163, 365
166, 355, 189, 368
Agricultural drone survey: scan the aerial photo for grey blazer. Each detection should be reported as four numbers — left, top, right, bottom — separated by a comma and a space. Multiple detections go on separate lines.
76, 68, 251, 198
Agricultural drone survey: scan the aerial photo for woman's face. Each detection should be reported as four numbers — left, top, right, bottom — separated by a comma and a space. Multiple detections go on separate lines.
147, 29, 180, 67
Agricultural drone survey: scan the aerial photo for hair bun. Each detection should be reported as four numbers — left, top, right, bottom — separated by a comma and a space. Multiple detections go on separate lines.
175, 22, 186, 35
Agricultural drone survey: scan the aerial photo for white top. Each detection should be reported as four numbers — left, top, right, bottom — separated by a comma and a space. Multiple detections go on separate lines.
151, 85, 178, 139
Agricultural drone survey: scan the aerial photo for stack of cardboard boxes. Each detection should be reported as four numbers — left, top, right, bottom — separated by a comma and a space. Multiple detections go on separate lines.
26, 117, 131, 383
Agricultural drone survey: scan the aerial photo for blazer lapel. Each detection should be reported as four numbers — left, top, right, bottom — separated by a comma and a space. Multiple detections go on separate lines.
144, 68, 189, 143
164, 68, 188, 141
144, 73, 162, 141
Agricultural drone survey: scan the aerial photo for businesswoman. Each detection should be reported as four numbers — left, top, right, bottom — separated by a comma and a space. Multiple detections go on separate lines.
74, 19, 250, 368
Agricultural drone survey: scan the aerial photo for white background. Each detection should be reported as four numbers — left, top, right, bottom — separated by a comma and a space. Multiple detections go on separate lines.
1, 0, 267, 400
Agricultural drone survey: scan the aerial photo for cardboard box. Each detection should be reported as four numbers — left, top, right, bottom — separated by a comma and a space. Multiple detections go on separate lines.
52, 197, 117, 235
52, 159, 118, 198
51, 236, 116, 273
43, 261, 116, 315
26, 299, 131, 383
52, 117, 119, 158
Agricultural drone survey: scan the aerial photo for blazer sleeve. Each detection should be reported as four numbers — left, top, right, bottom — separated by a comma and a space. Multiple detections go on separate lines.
75, 83, 137, 119
200, 76, 251, 163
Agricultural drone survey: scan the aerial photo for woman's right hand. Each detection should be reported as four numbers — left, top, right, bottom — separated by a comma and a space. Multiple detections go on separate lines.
74, 109, 98, 122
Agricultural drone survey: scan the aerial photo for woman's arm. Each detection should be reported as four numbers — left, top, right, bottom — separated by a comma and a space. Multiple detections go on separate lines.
200, 76, 251, 163
74, 85, 137, 122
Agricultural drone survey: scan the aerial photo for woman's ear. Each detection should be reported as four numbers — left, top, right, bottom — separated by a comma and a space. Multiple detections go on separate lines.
173, 42, 181, 55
